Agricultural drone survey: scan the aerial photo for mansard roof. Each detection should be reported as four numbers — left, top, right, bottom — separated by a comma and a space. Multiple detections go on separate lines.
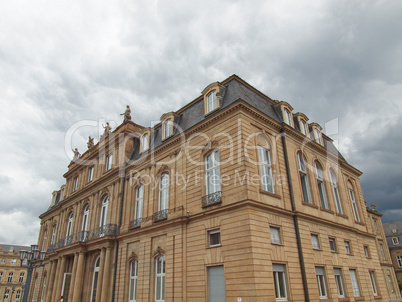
129, 74, 344, 162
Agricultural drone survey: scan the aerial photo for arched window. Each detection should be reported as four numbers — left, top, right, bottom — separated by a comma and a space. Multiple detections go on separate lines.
81, 205, 90, 241
42, 229, 47, 251
99, 197, 109, 236
348, 182, 360, 222
297, 152, 312, 203
258, 146, 274, 193
129, 260, 138, 302
330, 169, 343, 214
205, 150, 221, 195
91, 257, 100, 302
40, 274, 46, 302
314, 161, 328, 209
51, 225, 57, 245
155, 256, 165, 302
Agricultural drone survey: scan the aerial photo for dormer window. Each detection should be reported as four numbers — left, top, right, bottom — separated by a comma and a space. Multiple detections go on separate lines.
309, 123, 323, 145
202, 82, 225, 115
314, 129, 322, 144
140, 130, 150, 153
163, 119, 172, 139
284, 109, 292, 125
294, 113, 309, 136
106, 154, 113, 171
300, 120, 308, 135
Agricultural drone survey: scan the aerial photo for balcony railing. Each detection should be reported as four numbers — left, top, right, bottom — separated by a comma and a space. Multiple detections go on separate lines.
129, 218, 142, 228
153, 209, 168, 222
47, 224, 119, 252
202, 191, 222, 207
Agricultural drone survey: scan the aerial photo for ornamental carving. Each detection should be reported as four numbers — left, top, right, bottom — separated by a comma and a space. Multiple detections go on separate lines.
152, 246, 165, 258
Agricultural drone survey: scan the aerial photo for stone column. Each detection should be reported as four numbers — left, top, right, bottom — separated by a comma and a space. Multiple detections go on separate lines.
45, 260, 56, 302
68, 253, 79, 301
95, 248, 106, 302
100, 247, 112, 302
55, 256, 66, 299
72, 252, 86, 301
50, 258, 60, 302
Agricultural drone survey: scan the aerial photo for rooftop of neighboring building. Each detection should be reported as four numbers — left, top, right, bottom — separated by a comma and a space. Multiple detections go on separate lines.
383, 221, 402, 248
0, 244, 31, 253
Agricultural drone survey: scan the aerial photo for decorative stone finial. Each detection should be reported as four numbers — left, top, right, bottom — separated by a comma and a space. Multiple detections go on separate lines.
371, 204, 377, 211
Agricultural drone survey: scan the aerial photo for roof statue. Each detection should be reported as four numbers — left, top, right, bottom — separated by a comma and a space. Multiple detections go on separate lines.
87, 136, 94, 149
102, 122, 112, 139
72, 148, 80, 160
120, 105, 131, 123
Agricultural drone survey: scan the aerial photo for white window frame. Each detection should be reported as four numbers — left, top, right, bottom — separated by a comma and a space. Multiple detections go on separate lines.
99, 197, 109, 236
155, 256, 165, 302
81, 205, 89, 241
284, 109, 292, 126
88, 166, 94, 182
42, 229, 47, 251
314, 162, 328, 209
208, 229, 221, 247
159, 174, 169, 211
73, 176, 78, 191
7, 272, 13, 283
66, 213, 73, 239
129, 260, 138, 302
329, 238, 337, 252
106, 154, 113, 171
314, 129, 322, 144
11, 259, 17, 264
91, 257, 100, 302
270, 227, 281, 244
388, 274, 395, 292
19, 272, 24, 283
258, 146, 274, 193
315, 267, 328, 299
163, 119, 172, 139
206, 90, 218, 113
1, 258, 5, 264
297, 152, 312, 203
364, 245, 370, 258
311, 234, 320, 250
141, 133, 149, 152
379, 243, 386, 261
369, 271, 378, 296
330, 169, 343, 214
300, 119, 308, 136
397, 255, 402, 267
392, 237, 399, 245
51, 226, 57, 245
15, 290, 21, 299
205, 150, 221, 195
349, 189, 360, 222
0, 272, 2, 282
334, 268, 345, 298
273, 264, 288, 301
4, 289, 9, 299
40, 274, 46, 302
349, 269, 361, 297
135, 185, 144, 222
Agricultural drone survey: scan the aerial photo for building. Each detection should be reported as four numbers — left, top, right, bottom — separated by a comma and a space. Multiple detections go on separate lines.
0, 244, 30, 301
31, 75, 401, 301
384, 221, 402, 282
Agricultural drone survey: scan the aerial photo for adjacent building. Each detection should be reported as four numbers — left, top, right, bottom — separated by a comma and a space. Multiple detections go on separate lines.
0, 244, 30, 301
31, 75, 401, 301
384, 221, 402, 282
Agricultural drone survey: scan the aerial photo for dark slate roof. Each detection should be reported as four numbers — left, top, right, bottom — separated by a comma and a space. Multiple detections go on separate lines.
383, 221, 402, 248
130, 76, 344, 162
1, 244, 31, 253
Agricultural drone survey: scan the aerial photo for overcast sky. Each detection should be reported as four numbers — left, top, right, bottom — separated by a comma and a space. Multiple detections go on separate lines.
0, 0, 401, 245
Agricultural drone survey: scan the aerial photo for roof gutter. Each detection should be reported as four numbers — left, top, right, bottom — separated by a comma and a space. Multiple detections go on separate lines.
281, 129, 310, 301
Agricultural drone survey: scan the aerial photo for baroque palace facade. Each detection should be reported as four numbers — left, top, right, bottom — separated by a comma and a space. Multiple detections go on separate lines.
31, 75, 400, 301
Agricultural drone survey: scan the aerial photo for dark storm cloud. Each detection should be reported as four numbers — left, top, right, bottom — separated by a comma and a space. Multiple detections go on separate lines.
0, 0, 401, 244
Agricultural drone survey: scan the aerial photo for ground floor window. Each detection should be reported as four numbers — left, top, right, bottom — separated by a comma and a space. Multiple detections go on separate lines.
129, 260, 138, 302
91, 257, 100, 302
208, 265, 225, 302
155, 256, 165, 302
273, 264, 287, 301
315, 267, 328, 299
349, 269, 361, 297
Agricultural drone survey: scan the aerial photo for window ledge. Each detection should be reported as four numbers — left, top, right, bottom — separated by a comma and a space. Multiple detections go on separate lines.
162, 133, 174, 141
313, 248, 322, 251
354, 297, 365, 301
335, 213, 348, 219
331, 250, 338, 254
207, 244, 222, 249
205, 106, 221, 117
374, 295, 382, 300
302, 201, 318, 209
271, 243, 284, 246
320, 208, 334, 214
338, 298, 350, 302
355, 221, 365, 226
259, 190, 281, 199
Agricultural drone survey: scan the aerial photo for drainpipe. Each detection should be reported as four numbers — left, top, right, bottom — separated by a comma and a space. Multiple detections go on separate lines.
281, 129, 310, 301
111, 141, 136, 302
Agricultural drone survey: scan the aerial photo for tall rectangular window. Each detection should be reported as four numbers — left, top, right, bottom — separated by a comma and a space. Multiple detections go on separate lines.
0, 272, 2, 282
106, 154, 113, 171
330, 169, 343, 214
159, 174, 169, 211
163, 119, 172, 139
315, 267, 328, 299
397, 255, 402, 267
88, 166, 94, 182
205, 150, 221, 195
388, 275, 395, 292
19, 273, 24, 283
297, 152, 312, 203
364, 245, 370, 258
379, 243, 386, 261
300, 120, 308, 136
134, 185, 144, 224
349, 189, 360, 222
141, 133, 149, 152
258, 146, 274, 193
206, 90, 218, 113
284, 109, 292, 125
334, 268, 345, 298
42, 230, 47, 251
314, 162, 328, 209
51, 226, 57, 245
208, 265, 225, 302
349, 269, 361, 297
311, 234, 320, 249
73, 176, 78, 191
270, 227, 281, 244
129, 260, 138, 302
369, 271, 378, 296
344, 241, 351, 255
273, 264, 288, 301
7, 272, 13, 283
15, 290, 21, 299
40, 275, 46, 302
155, 256, 165, 302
